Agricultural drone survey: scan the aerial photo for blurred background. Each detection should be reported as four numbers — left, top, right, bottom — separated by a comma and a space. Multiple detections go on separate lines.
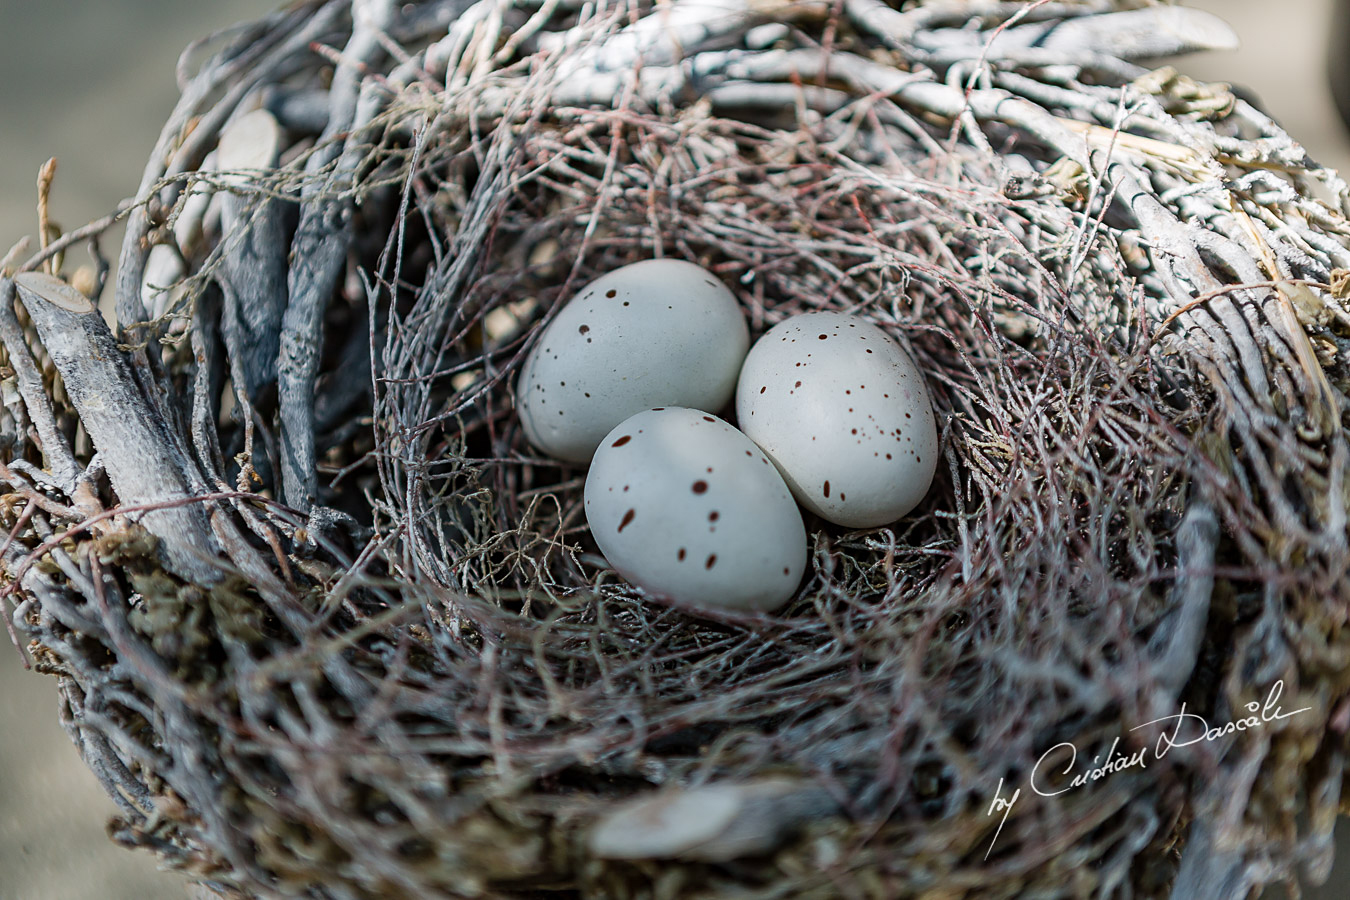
0, 0, 1346, 897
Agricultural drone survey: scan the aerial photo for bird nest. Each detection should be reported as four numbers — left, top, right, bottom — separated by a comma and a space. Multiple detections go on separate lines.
3, 0, 1350, 897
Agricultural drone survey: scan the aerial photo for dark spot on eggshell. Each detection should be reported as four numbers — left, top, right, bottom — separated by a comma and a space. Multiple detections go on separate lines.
745, 450, 752, 456
706, 554, 717, 569
585, 392, 591, 397
795, 381, 801, 388
612, 435, 632, 447
692, 480, 708, 494
760, 386, 766, 393
706, 466, 713, 473
709, 511, 720, 522
887, 453, 893, 459
618, 509, 636, 532
818, 334, 828, 340
606, 289, 617, 298
579, 324, 590, 334
823, 480, 831, 498
623, 301, 630, 306
678, 548, 687, 561
702, 415, 714, 422
840, 492, 846, 501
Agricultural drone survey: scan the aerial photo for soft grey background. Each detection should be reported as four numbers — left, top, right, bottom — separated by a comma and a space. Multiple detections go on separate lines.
0, 1, 1346, 898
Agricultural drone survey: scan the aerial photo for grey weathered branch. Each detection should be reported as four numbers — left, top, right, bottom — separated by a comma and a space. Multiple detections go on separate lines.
12, 272, 219, 583
216, 108, 292, 400
277, 0, 397, 511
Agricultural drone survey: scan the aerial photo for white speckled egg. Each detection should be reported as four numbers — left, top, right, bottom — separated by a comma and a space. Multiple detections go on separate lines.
517, 260, 749, 462
584, 407, 806, 613
736, 311, 938, 528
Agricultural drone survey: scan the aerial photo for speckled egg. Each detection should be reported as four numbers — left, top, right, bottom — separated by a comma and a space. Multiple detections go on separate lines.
516, 260, 749, 463
736, 311, 938, 528
584, 407, 806, 613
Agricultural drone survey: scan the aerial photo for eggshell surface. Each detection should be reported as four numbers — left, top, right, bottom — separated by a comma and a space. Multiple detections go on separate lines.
517, 260, 749, 462
584, 408, 806, 613
736, 311, 937, 528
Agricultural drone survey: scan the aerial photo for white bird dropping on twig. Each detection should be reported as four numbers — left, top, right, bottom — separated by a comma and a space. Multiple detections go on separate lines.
589, 778, 838, 862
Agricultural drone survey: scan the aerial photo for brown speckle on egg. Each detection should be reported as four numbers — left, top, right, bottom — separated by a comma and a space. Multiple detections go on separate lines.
705, 554, 717, 569
579, 324, 590, 334
606, 289, 617, 298
709, 511, 720, 522
612, 435, 632, 447
692, 480, 708, 494
678, 548, 687, 561
702, 416, 714, 422
618, 509, 636, 532
823, 480, 831, 498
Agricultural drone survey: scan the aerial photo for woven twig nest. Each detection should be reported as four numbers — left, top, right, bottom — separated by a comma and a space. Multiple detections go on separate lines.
3, 1, 1349, 897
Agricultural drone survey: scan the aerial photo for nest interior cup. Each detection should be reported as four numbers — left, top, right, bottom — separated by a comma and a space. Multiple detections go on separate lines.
2, 1, 1349, 898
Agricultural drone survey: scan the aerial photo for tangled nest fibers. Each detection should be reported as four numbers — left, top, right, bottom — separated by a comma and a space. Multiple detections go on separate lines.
3, 0, 1350, 897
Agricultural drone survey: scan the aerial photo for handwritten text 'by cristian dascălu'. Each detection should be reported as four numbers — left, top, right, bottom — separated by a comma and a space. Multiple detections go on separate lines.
983, 679, 1311, 859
